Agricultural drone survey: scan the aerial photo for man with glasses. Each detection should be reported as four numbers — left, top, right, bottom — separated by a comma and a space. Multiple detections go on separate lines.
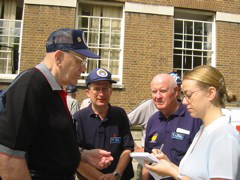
0, 28, 113, 180
144, 73, 202, 180
74, 68, 134, 180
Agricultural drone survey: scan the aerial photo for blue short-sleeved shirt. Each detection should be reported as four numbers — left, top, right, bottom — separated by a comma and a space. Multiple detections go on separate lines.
145, 102, 202, 179
74, 104, 134, 179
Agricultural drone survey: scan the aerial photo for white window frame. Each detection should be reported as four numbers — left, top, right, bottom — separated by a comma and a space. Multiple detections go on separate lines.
0, 19, 22, 78
173, 9, 216, 77
76, 1, 124, 85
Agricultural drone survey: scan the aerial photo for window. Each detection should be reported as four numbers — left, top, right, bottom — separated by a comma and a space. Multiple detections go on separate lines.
0, 0, 23, 75
77, 2, 123, 84
173, 9, 215, 77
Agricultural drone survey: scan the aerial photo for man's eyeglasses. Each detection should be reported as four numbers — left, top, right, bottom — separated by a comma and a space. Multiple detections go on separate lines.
89, 87, 111, 95
64, 51, 88, 67
181, 89, 201, 100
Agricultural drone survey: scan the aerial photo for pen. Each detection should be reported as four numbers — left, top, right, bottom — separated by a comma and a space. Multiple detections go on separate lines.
159, 144, 164, 154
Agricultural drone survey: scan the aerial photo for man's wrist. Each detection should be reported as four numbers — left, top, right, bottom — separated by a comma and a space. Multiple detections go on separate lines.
113, 171, 121, 180
176, 173, 183, 180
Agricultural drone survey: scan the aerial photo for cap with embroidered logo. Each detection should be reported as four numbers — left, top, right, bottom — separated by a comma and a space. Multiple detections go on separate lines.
86, 68, 117, 87
46, 28, 100, 58
168, 72, 182, 84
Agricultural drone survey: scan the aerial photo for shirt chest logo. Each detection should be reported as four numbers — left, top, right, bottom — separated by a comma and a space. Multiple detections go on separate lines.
171, 132, 184, 140
110, 137, 121, 144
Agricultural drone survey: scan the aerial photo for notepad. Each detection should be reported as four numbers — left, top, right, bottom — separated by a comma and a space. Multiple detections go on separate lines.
130, 152, 170, 180
130, 152, 160, 163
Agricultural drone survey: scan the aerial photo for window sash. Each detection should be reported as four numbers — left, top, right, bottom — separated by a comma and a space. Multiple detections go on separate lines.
0, 19, 22, 74
77, 9, 123, 84
173, 18, 213, 77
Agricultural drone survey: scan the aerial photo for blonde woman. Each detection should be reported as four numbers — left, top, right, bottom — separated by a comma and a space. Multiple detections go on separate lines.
145, 65, 240, 180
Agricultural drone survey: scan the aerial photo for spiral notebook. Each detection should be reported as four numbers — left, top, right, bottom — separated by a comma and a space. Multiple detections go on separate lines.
130, 152, 169, 180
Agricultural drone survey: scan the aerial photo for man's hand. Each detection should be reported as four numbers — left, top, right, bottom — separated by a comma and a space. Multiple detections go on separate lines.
99, 173, 116, 180
134, 146, 144, 152
0, 153, 31, 180
81, 149, 114, 170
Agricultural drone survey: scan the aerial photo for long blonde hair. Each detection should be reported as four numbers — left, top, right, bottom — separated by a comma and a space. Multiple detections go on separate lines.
183, 65, 236, 107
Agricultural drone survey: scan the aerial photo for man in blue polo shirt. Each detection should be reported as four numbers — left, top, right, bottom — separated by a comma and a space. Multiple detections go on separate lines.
74, 68, 134, 180
144, 73, 202, 180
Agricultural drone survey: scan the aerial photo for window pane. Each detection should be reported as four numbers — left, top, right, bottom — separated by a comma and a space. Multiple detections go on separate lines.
110, 49, 120, 60
194, 22, 203, 35
185, 50, 192, 55
194, 36, 202, 42
100, 32, 110, 48
174, 34, 182, 40
185, 35, 192, 41
109, 60, 119, 75
186, 41, 192, 49
204, 43, 211, 50
174, 20, 183, 33
174, 49, 182, 54
87, 58, 100, 73
193, 56, 202, 67
111, 34, 120, 48
174, 40, 182, 48
183, 56, 192, 69
0, 36, 8, 44
0, 59, 7, 74
204, 23, 212, 36
185, 21, 193, 34
173, 56, 182, 68
100, 49, 110, 59
88, 32, 99, 46
194, 42, 202, 49
203, 57, 208, 65
193, 50, 202, 56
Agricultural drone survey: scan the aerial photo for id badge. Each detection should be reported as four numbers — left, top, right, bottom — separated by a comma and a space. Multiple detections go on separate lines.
171, 132, 184, 140
110, 137, 121, 144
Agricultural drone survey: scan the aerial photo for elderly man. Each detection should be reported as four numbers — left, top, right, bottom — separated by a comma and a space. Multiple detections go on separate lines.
0, 28, 113, 180
128, 72, 182, 180
74, 68, 134, 180
144, 74, 202, 180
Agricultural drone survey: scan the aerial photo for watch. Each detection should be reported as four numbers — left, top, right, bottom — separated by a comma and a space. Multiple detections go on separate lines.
113, 171, 121, 180
177, 174, 183, 180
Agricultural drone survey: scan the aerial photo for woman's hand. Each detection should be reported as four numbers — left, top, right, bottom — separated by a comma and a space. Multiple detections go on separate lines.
144, 159, 178, 177
151, 149, 170, 162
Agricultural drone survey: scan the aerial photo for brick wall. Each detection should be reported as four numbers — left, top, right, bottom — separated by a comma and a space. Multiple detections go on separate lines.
216, 21, 240, 107
126, 0, 240, 13
20, 4, 76, 71
116, 13, 173, 111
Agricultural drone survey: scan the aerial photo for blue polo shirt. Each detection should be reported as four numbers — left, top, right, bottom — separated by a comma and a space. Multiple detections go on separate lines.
145, 102, 202, 179
74, 104, 134, 179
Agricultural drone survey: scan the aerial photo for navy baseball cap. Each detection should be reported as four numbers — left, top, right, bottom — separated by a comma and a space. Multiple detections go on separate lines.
46, 28, 100, 58
66, 85, 78, 93
168, 72, 182, 84
86, 68, 117, 86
